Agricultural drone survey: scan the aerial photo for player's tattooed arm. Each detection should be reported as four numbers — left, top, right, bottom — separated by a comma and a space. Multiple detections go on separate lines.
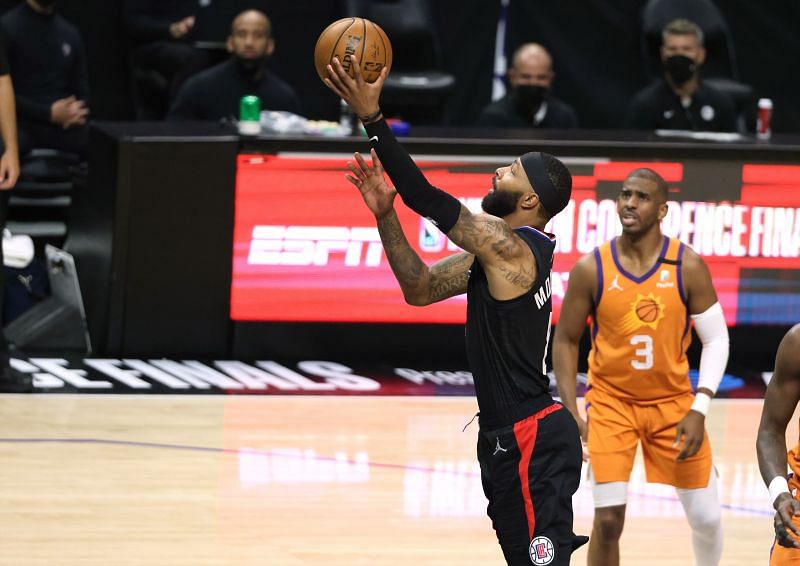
427, 251, 473, 304
447, 206, 537, 296
377, 212, 471, 306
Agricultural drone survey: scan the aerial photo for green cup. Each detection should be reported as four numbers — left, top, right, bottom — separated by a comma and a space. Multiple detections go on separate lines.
239, 95, 261, 122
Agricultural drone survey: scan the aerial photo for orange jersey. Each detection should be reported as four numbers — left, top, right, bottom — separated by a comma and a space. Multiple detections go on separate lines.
587, 236, 692, 404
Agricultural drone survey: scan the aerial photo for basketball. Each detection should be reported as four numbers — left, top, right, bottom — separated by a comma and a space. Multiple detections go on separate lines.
635, 298, 660, 323
314, 17, 392, 84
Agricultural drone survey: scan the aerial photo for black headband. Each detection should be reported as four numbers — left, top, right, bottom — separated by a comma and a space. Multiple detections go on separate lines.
520, 152, 568, 216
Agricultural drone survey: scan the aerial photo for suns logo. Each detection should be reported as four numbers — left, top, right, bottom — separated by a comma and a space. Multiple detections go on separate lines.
618, 292, 666, 334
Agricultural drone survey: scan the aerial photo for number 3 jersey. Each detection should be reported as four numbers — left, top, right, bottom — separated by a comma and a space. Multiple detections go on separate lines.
587, 236, 691, 404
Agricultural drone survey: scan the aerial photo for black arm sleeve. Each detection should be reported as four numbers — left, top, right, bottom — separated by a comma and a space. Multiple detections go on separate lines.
0, 30, 8, 76
363, 118, 461, 233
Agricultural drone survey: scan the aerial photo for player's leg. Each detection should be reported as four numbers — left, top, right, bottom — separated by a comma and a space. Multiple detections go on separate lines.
587, 480, 626, 566
641, 395, 719, 565
477, 404, 583, 565
676, 466, 723, 566
585, 390, 639, 566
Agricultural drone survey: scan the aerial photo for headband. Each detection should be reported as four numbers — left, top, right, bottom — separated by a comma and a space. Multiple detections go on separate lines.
520, 152, 569, 216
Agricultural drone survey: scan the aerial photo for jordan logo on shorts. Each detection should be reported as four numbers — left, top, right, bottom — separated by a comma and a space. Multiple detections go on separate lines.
608, 274, 624, 292
493, 437, 507, 456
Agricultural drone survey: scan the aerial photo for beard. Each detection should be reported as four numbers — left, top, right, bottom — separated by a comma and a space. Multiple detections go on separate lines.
481, 188, 522, 218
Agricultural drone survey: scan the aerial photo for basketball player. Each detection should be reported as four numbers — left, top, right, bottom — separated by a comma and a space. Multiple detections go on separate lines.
553, 168, 728, 565
324, 57, 586, 565
756, 324, 800, 563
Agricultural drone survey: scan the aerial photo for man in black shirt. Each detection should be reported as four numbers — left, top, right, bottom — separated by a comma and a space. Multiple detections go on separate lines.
1, 0, 89, 158
626, 19, 737, 132
325, 56, 585, 565
124, 0, 210, 112
0, 30, 32, 392
167, 10, 300, 122
476, 43, 578, 130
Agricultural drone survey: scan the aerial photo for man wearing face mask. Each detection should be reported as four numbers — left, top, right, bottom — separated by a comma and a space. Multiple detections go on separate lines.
167, 10, 301, 122
476, 43, 578, 130
0, 0, 90, 159
625, 19, 737, 132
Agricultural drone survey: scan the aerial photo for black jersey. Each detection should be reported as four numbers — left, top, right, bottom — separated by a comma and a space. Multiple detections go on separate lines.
466, 226, 556, 427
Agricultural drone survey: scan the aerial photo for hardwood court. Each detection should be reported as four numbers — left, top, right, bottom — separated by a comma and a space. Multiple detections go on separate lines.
0, 395, 781, 565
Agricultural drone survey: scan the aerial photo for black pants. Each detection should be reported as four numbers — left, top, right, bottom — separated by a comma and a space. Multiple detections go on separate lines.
18, 121, 88, 160
478, 403, 583, 565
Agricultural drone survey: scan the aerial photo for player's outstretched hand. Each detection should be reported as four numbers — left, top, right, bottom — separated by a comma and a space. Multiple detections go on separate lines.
324, 55, 388, 121
346, 149, 396, 218
774, 494, 800, 548
674, 410, 705, 461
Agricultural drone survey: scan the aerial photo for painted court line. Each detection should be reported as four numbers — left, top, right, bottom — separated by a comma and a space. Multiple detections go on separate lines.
0, 437, 772, 517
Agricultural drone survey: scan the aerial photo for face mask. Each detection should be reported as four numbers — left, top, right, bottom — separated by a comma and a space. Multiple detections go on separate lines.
37, 0, 57, 7
664, 55, 696, 86
235, 56, 266, 80
513, 84, 548, 115
481, 188, 523, 218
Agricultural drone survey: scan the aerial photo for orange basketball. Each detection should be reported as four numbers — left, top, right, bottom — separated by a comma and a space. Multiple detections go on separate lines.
314, 17, 392, 84
636, 298, 660, 323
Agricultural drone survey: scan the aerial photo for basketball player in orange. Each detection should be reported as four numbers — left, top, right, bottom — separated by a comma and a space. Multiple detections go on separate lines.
757, 324, 800, 564
553, 168, 728, 565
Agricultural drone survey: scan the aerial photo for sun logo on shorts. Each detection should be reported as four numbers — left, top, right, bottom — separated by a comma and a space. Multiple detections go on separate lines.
619, 292, 666, 333
529, 536, 555, 564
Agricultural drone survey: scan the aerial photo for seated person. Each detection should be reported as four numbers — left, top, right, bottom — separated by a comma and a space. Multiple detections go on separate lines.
475, 43, 578, 129
1, 0, 89, 159
625, 18, 737, 132
167, 10, 301, 122
124, 0, 211, 109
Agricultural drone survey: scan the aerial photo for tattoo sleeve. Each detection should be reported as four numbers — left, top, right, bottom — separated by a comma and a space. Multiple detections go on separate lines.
377, 210, 428, 302
447, 206, 524, 261
377, 211, 471, 305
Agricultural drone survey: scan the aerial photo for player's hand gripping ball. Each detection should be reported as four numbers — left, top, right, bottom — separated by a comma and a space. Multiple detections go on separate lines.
314, 17, 392, 83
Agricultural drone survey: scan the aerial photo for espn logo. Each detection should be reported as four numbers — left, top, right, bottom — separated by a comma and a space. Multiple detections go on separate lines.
248, 225, 384, 267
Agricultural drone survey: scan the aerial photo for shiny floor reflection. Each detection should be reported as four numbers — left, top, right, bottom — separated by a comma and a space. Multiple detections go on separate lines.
0, 395, 779, 565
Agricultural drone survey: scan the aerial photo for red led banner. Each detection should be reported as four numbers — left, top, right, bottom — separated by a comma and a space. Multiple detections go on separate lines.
231, 155, 800, 324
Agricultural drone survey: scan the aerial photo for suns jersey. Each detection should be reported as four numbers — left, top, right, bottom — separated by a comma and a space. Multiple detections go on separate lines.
587, 236, 692, 404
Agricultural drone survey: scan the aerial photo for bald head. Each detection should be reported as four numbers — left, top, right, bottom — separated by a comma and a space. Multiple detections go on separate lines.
228, 9, 274, 60
232, 10, 271, 36
513, 43, 552, 69
508, 43, 554, 88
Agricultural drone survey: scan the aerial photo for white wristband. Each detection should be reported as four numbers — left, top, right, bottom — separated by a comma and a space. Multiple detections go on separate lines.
769, 476, 791, 505
690, 392, 712, 416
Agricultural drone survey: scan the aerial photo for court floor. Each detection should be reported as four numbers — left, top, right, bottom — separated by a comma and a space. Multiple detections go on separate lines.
0, 395, 782, 565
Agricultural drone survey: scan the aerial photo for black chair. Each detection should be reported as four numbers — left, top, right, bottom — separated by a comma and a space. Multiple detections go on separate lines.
345, 0, 455, 125
8, 149, 80, 251
640, 0, 755, 132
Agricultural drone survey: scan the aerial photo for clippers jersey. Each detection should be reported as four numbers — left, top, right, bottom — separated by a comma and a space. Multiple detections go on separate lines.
588, 236, 691, 404
466, 227, 556, 427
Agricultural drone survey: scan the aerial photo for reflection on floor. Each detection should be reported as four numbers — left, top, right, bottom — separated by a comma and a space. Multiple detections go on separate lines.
0, 395, 780, 565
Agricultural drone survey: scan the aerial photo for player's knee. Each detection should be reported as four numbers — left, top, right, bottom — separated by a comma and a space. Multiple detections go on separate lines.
592, 507, 625, 540
686, 503, 721, 534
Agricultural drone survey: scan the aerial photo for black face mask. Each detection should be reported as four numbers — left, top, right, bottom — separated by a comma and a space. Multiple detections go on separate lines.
664, 55, 697, 86
235, 56, 266, 80
513, 84, 548, 116
36, 0, 57, 7
481, 189, 522, 218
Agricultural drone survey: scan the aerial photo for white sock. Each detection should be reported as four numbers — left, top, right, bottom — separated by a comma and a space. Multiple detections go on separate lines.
676, 467, 723, 566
